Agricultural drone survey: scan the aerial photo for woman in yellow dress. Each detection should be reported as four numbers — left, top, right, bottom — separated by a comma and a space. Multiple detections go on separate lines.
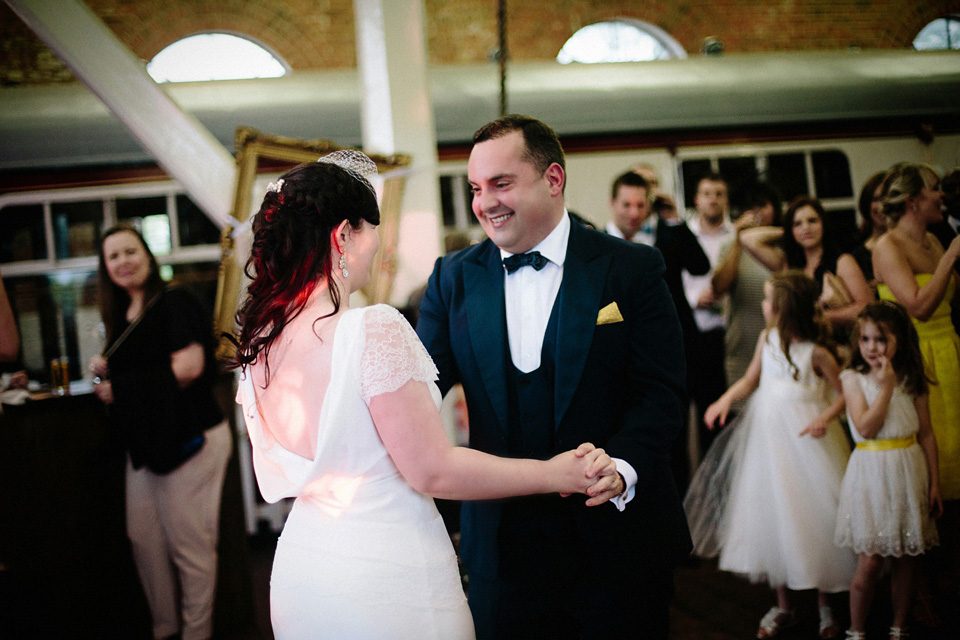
873, 162, 960, 624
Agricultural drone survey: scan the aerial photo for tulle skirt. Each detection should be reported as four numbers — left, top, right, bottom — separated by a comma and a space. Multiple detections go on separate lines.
834, 444, 939, 556
684, 386, 857, 591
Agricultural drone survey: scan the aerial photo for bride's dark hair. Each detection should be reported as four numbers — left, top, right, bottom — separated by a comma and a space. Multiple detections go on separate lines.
226, 161, 380, 377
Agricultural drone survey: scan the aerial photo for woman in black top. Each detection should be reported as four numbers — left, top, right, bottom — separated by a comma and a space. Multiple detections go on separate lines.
90, 225, 231, 640
740, 195, 874, 339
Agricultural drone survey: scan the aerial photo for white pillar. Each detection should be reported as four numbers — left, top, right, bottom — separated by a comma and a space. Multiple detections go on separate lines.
354, 0, 443, 307
5, 0, 236, 228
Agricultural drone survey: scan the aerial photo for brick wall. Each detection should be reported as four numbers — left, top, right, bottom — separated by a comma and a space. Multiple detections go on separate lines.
2, 0, 959, 85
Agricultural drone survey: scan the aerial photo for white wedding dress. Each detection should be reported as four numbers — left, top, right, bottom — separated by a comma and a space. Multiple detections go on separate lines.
237, 304, 474, 640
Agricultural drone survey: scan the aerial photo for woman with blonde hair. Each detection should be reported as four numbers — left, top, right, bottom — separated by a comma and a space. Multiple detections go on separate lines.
872, 162, 960, 626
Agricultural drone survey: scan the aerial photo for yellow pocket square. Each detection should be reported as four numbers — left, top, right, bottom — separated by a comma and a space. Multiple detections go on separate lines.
596, 302, 624, 325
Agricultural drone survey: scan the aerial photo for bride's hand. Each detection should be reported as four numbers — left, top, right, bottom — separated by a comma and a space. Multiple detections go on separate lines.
552, 443, 616, 502
579, 443, 622, 507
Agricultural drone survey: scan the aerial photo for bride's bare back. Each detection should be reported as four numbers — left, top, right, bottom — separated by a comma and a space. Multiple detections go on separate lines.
250, 298, 343, 461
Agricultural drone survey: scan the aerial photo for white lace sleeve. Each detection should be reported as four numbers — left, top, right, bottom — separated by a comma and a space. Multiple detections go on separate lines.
359, 305, 439, 403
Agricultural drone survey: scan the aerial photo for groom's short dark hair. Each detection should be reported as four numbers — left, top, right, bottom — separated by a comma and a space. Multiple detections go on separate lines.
473, 114, 565, 177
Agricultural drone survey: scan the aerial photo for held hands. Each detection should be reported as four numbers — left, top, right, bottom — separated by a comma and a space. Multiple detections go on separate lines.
552, 443, 620, 507
576, 442, 624, 507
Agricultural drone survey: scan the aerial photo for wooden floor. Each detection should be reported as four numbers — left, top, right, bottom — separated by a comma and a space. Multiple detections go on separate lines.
2, 528, 957, 639
243, 533, 960, 640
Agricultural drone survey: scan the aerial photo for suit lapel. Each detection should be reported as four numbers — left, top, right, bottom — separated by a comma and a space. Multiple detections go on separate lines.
464, 244, 510, 436
554, 221, 609, 429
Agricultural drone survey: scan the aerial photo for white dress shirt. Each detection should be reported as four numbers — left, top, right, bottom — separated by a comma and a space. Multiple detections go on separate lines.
948, 214, 960, 235
682, 214, 735, 332
605, 219, 656, 247
501, 212, 636, 509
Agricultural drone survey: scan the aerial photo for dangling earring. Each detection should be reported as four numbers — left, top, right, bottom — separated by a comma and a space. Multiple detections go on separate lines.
339, 252, 349, 278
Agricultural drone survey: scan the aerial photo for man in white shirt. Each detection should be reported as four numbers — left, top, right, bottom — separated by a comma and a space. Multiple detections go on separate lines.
417, 115, 690, 640
682, 173, 735, 456
606, 170, 657, 245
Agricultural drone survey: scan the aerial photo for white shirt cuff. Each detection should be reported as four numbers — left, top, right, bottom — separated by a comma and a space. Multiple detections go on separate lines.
609, 457, 637, 512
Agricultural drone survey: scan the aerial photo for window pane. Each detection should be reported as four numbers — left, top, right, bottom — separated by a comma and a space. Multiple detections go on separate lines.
438, 176, 477, 229
0, 205, 46, 262
557, 21, 678, 64
176, 195, 221, 246
117, 196, 171, 255
169, 262, 220, 312
4, 271, 99, 384
52, 201, 102, 259
717, 157, 758, 214
680, 160, 712, 209
828, 207, 859, 254
117, 195, 166, 221
767, 153, 808, 203
914, 17, 960, 50
440, 176, 457, 227
147, 33, 287, 83
812, 151, 853, 198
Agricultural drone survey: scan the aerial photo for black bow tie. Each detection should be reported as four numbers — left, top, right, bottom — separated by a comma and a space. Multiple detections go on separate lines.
502, 251, 548, 274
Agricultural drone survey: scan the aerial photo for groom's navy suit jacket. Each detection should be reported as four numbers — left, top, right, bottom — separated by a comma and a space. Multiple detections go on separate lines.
417, 215, 692, 581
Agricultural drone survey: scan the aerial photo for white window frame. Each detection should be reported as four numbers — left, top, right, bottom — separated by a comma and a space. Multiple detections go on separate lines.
557, 18, 687, 64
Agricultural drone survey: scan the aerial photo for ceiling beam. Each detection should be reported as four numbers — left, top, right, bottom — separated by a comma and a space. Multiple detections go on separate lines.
4, 0, 236, 228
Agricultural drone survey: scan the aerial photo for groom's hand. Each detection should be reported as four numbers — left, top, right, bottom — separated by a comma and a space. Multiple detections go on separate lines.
584, 465, 624, 507
573, 443, 623, 506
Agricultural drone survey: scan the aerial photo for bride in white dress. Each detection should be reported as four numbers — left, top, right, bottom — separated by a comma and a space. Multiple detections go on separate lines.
228, 153, 615, 640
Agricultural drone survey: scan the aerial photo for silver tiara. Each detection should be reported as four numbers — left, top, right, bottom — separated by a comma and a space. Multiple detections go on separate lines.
317, 150, 378, 197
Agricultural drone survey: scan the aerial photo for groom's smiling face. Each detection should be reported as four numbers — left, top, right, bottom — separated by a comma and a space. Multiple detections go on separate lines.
468, 131, 565, 255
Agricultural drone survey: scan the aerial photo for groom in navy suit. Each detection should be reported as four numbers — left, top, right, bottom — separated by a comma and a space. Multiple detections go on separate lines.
417, 115, 691, 639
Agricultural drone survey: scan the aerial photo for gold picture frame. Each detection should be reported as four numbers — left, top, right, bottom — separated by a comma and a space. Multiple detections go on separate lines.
213, 126, 410, 356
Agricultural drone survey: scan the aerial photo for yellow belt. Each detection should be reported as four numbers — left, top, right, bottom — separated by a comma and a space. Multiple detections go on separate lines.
856, 434, 917, 451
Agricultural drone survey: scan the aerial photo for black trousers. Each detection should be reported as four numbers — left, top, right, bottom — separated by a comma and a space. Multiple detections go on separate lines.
466, 498, 674, 640
686, 327, 727, 459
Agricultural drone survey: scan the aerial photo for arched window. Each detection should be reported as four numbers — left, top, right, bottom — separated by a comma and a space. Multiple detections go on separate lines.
913, 16, 960, 50
147, 33, 289, 83
557, 19, 686, 64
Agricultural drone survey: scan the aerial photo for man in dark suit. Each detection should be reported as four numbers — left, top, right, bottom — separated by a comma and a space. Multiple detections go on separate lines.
416, 115, 691, 639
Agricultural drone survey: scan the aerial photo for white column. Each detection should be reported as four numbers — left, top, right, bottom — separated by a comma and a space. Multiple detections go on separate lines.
354, 0, 443, 306
5, 0, 236, 228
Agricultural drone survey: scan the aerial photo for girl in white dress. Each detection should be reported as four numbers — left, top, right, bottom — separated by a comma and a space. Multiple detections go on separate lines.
836, 301, 942, 640
684, 271, 856, 639
226, 154, 618, 640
